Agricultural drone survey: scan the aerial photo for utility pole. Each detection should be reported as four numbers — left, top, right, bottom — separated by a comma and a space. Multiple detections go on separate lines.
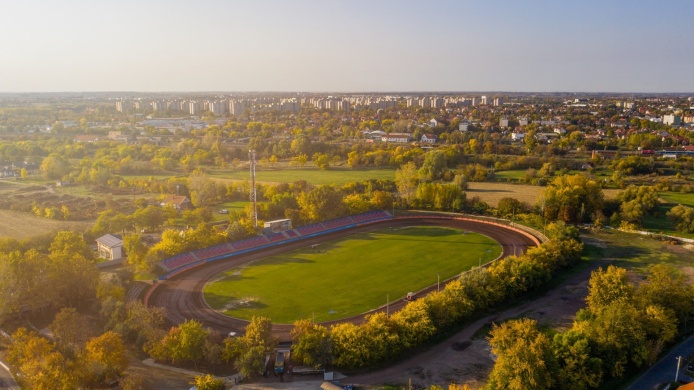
676, 355, 683, 382
249, 150, 258, 228
386, 293, 389, 317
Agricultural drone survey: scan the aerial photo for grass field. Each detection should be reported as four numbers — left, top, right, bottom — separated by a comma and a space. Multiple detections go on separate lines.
209, 167, 396, 186
204, 226, 501, 323
641, 191, 694, 238
0, 209, 94, 240
467, 182, 619, 207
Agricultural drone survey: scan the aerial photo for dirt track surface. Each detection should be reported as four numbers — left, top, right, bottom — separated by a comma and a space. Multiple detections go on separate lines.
147, 217, 538, 342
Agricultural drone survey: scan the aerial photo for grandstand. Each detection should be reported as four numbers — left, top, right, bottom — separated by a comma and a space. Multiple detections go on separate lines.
296, 223, 327, 236
232, 236, 270, 251
194, 243, 234, 261
323, 217, 355, 230
157, 210, 393, 277
162, 252, 199, 272
352, 210, 391, 223
266, 232, 288, 243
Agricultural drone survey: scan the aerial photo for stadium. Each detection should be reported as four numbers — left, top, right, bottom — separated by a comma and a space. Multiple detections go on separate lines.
143, 211, 542, 341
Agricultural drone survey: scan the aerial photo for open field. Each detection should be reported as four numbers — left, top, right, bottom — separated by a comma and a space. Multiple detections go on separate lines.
467, 181, 619, 207
209, 166, 396, 185
641, 191, 694, 238
204, 226, 501, 323
0, 209, 94, 240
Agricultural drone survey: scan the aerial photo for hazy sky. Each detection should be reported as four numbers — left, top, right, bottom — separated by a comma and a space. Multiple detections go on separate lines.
1, 0, 692, 93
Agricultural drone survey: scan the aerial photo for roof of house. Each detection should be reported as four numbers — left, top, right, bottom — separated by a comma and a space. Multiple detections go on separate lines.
96, 234, 123, 248
162, 195, 190, 206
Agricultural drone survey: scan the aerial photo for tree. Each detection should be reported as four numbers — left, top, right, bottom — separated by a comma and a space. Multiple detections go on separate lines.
50, 307, 86, 353
395, 161, 420, 206
637, 264, 694, 325
223, 316, 277, 378
487, 318, 557, 390
49, 230, 94, 261
41, 153, 70, 179
297, 185, 347, 222
313, 152, 330, 170
585, 266, 633, 314
419, 150, 447, 180
542, 174, 604, 223
7, 328, 80, 389
192, 374, 225, 390
291, 319, 333, 368
552, 330, 603, 390
83, 331, 129, 384
667, 204, 694, 233
188, 169, 217, 208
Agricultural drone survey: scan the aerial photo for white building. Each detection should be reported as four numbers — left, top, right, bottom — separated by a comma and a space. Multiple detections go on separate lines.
96, 234, 124, 261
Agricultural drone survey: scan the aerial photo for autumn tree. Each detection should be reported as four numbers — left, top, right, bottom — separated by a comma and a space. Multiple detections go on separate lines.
297, 185, 347, 222
223, 316, 277, 378
191, 374, 225, 390
667, 204, 694, 233
395, 161, 419, 206
487, 318, 557, 390
83, 331, 129, 385
291, 319, 333, 368
542, 174, 604, 223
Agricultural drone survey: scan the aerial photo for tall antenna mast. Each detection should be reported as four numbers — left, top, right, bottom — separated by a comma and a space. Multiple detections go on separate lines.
249, 150, 258, 227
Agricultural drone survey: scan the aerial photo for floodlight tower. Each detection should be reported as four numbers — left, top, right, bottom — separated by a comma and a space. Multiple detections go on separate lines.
249, 150, 258, 227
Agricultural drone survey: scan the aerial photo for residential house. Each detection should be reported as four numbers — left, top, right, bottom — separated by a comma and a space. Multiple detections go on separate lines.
421, 134, 438, 144
160, 195, 193, 210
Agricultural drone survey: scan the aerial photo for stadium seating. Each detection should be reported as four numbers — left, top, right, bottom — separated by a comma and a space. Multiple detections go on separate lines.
322, 217, 355, 230
162, 252, 199, 271
194, 243, 234, 261
232, 236, 270, 251
266, 232, 287, 243
296, 223, 327, 236
160, 211, 393, 276
352, 210, 390, 223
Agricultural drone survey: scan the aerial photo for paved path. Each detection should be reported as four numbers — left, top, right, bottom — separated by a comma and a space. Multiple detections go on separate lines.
625, 336, 694, 390
0, 359, 20, 390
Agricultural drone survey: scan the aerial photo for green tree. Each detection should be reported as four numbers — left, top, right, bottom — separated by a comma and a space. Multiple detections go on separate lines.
542, 174, 604, 223
552, 330, 603, 390
585, 266, 633, 314
297, 185, 347, 222
667, 204, 694, 233
395, 161, 420, 206
486, 318, 557, 390
291, 319, 333, 368
41, 153, 70, 179
419, 150, 447, 180
313, 152, 330, 170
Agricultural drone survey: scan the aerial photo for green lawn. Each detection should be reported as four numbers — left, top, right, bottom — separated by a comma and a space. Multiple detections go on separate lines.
585, 229, 694, 274
641, 191, 694, 239
212, 201, 250, 221
204, 226, 501, 323
208, 167, 396, 185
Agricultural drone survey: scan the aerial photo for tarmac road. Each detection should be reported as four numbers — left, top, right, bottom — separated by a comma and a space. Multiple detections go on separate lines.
148, 216, 539, 341
0, 358, 20, 390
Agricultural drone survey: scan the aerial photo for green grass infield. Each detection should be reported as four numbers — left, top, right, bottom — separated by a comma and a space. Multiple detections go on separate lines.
204, 225, 501, 324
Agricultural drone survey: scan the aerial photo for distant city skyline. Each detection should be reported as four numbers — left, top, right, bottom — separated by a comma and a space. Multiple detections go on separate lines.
1, 0, 693, 93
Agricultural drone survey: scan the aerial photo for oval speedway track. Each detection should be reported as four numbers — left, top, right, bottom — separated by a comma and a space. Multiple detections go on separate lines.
147, 216, 539, 341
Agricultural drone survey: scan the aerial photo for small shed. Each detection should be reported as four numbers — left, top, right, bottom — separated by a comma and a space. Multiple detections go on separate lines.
96, 234, 124, 261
